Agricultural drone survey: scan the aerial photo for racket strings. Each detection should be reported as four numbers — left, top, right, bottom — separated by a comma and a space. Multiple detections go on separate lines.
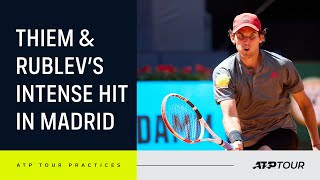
165, 97, 201, 141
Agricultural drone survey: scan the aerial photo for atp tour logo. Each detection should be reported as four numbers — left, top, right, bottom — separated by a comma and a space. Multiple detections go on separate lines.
252, 161, 305, 169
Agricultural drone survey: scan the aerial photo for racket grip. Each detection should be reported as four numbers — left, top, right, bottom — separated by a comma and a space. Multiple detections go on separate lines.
221, 140, 233, 150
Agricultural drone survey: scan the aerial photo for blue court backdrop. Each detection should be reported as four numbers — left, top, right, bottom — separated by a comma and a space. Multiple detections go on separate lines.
137, 81, 228, 150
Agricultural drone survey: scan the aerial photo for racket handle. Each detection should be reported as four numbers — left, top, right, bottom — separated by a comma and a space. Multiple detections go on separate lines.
221, 140, 233, 150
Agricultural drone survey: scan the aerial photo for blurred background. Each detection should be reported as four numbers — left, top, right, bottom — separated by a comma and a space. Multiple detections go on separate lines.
137, 0, 320, 150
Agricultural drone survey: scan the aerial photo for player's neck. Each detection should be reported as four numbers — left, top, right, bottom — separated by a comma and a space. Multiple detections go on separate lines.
240, 52, 262, 72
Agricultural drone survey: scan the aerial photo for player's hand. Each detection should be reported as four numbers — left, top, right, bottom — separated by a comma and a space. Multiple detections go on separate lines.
312, 144, 320, 151
232, 140, 243, 151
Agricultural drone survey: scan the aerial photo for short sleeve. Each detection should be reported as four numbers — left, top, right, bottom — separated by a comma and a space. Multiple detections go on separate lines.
284, 60, 304, 94
212, 67, 236, 104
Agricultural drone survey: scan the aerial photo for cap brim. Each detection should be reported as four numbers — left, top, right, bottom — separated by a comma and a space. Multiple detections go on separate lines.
233, 23, 259, 33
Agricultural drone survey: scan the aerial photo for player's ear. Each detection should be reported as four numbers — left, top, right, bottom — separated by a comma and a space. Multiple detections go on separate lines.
259, 28, 267, 43
228, 30, 236, 45
259, 34, 265, 43
230, 35, 236, 45
229, 34, 236, 45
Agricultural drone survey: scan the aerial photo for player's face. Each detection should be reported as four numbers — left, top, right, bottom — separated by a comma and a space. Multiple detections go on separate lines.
231, 27, 264, 58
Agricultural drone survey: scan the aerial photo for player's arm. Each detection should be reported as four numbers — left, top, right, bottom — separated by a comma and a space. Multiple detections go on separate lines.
291, 90, 320, 150
220, 99, 243, 150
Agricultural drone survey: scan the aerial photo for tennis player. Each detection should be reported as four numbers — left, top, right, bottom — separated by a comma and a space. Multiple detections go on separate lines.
212, 13, 320, 150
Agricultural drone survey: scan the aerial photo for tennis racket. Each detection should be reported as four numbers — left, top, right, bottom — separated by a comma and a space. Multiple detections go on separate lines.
161, 93, 233, 150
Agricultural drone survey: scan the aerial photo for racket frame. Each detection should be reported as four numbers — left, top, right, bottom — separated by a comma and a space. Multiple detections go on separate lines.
161, 93, 233, 150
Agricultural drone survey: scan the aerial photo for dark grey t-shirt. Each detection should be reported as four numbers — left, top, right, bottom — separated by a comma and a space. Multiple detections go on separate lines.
212, 50, 304, 147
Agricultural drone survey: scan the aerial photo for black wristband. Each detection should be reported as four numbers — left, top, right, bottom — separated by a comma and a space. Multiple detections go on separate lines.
228, 130, 243, 143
